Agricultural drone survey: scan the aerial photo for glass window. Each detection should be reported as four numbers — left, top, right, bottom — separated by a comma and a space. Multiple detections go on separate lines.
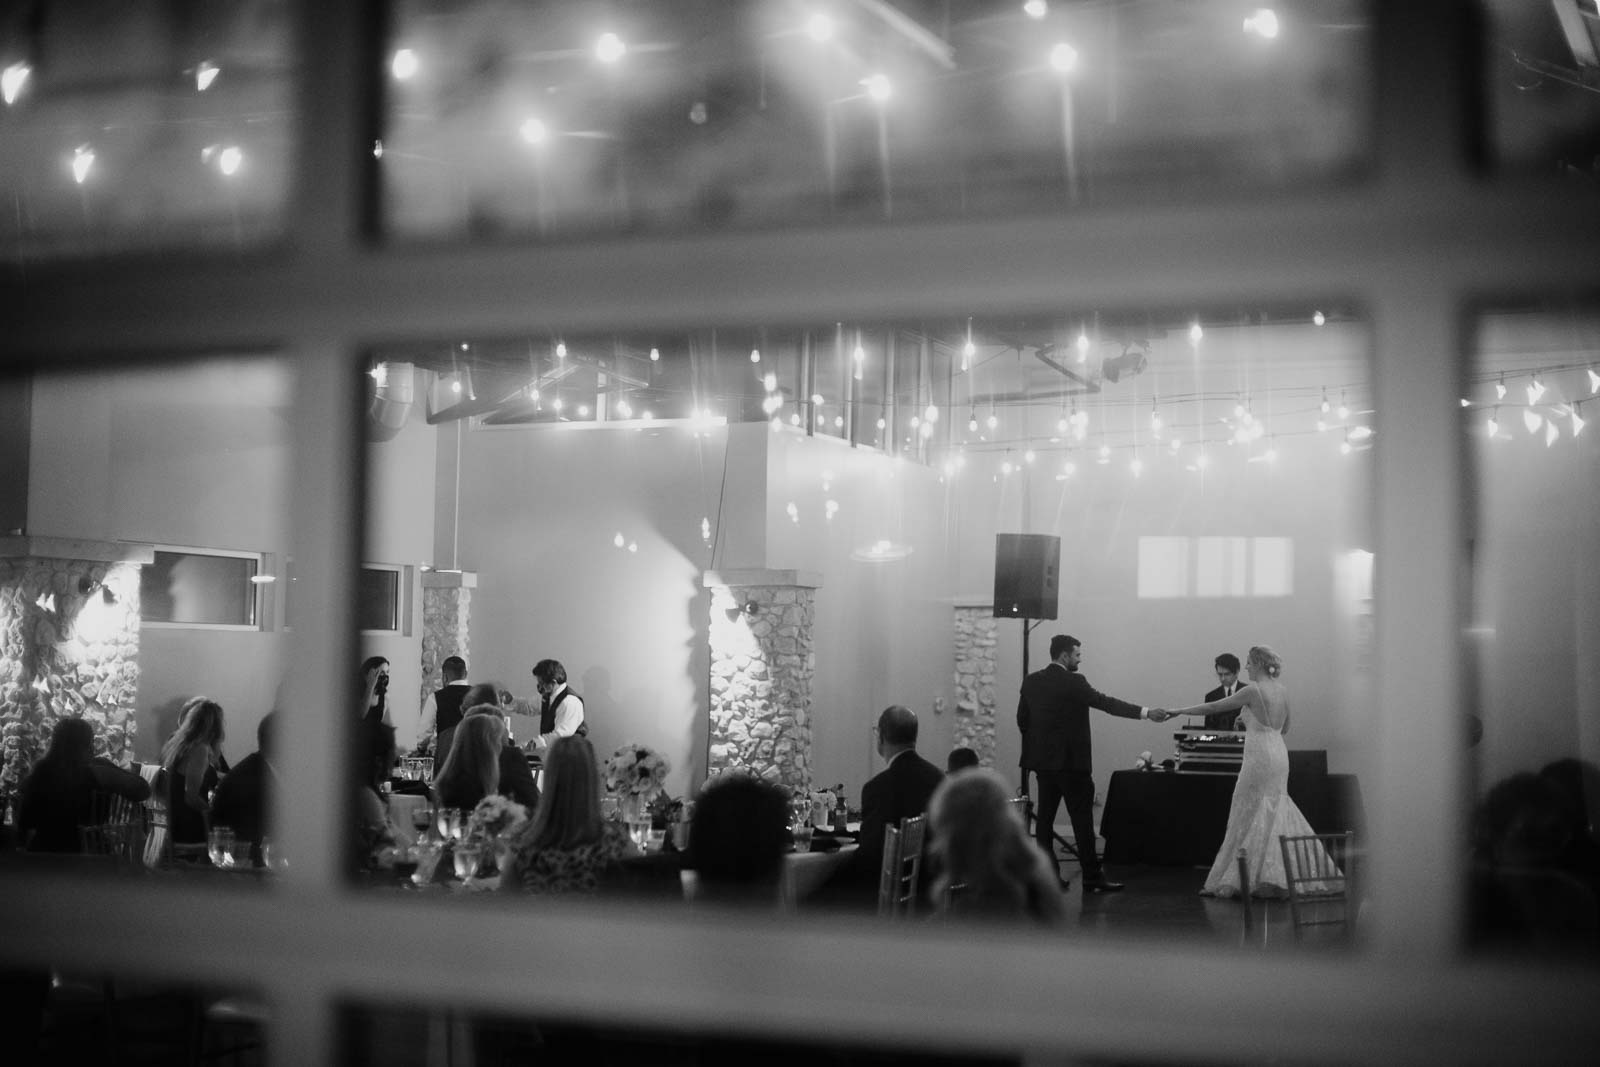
381, 0, 1373, 242
358, 566, 403, 632
0, 0, 295, 261
1482, 0, 1600, 179
140, 548, 261, 627
1466, 304, 1600, 961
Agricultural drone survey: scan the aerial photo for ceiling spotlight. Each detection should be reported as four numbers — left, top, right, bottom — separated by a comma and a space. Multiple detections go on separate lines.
595, 32, 626, 63
863, 73, 892, 102
217, 145, 242, 176
1049, 42, 1078, 73
519, 118, 548, 145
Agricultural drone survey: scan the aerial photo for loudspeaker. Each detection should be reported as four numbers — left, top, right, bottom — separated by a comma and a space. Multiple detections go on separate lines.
993, 533, 1060, 619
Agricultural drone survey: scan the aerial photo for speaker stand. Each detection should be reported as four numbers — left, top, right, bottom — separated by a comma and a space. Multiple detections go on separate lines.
1017, 619, 1081, 866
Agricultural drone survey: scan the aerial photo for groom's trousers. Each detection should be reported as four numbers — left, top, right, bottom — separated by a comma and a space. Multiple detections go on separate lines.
1034, 768, 1104, 880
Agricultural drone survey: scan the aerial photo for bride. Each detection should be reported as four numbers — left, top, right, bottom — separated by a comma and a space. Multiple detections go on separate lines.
1160, 645, 1329, 897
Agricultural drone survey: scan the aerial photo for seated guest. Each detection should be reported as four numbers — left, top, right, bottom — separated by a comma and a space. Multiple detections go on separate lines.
431, 714, 505, 814
354, 719, 401, 869
211, 713, 277, 866
502, 736, 637, 895
830, 705, 944, 895
160, 697, 228, 853
461, 702, 540, 810
18, 717, 150, 853
928, 769, 1065, 925
689, 773, 790, 905
947, 747, 981, 773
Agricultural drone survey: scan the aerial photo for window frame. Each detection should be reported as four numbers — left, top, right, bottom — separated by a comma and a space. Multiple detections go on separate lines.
3, 3, 1600, 1066
137, 544, 272, 632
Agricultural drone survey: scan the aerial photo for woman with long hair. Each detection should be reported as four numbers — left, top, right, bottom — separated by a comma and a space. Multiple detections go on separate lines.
502, 736, 636, 894
431, 713, 504, 813
160, 697, 226, 849
353, 718, 401, 870
18, 717, 150, 853
928, 768, 1065, 924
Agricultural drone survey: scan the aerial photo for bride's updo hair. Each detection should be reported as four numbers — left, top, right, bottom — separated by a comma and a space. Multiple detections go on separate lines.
1247, 645, 1283, 678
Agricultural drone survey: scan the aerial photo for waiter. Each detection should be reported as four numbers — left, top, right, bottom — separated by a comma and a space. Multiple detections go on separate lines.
1202, 653, 1246, 731
419, 655, 471, 763
530, 658, 586, 753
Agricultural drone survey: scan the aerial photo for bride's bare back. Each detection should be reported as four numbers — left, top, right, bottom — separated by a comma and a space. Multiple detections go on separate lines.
1243, 678, 1291, 733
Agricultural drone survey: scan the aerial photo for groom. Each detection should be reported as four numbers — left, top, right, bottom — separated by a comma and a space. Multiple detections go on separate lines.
1018, 634, 1156, 893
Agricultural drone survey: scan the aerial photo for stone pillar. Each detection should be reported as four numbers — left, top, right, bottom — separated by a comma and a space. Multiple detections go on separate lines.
704, 569, 821, 791
420, 570, 475, 709
0, 537, 153, 797
952, 605, 1001, 765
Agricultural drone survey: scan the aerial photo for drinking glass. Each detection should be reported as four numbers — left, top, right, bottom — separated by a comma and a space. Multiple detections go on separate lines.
227, 836, 251, 869
453, 843, 482, 880
207, 826, 235, 868
670, 822, 690, 852
392, 845, 420, 885
627, 817, 651, 851
411, 803, 434, 835
600, 793, 620, 821
792, 823, 813, 853
646, 827, 666, 853
437, 807, 461, 841
412, 840, 443, 887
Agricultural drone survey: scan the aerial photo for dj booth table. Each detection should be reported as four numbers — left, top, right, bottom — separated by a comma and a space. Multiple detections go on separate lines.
1099, 764, 1363, 867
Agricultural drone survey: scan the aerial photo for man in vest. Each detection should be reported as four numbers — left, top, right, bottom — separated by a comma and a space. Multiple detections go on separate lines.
419, 655, 471, 764
530, 658, 586, 753
1202, 652, 1246, 731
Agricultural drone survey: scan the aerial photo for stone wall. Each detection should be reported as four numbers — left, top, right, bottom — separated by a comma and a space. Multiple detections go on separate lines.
419, 571, 474, 711
1, 550, 145, 796
952, 607, 1000, 765
705, 570, 820, 792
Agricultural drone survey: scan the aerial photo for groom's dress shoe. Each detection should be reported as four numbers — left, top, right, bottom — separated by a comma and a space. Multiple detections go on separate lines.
1083, 877, 1125, 894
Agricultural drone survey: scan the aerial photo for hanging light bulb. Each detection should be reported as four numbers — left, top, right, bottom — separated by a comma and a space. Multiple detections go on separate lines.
1189, 322, 1204, 345
1312, 310, 1326, 327
1527, 376, 1546, 404
1320, 388, 1331, 415
1097, 444, 1111, 464
1076, 330, 1090, 363
1129, 456, 1143, 477
961, 338, 976, 370
1057, 415, 1069, 434
805, 12, 835, 42
1588, 368, 1600, 394
924, 403, 938, 423
1523, 409, 1542, 434
70, 145, 95, 184
649, 347, 660, 362
2, 62, 31, 106
1150, 401, 1162, 436
1495, 375, 1507, 401
987, 412, 999, 430
1337, 391, 1349, 421
1024, 450, 1036, 464
1571, 409, 1587, 436
763, 373, 777, 392
391, 48, 419, 80
968, 409, 978, 433
1233, 395, 1246, 419
595, 32, 626, 63
555, 341, 567, 359
1545, 420, 1560, 447
195, 60, 220, 92
1486, 408, 1499, 438
862, 73, 892, 102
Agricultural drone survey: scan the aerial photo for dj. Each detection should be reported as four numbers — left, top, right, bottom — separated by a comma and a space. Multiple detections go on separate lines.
1201, 653, 1246, 731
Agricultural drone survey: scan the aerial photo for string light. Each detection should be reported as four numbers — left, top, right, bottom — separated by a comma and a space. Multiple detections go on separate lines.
1312, 310, 1325, 327
1320, 387, 1331, 414
1527, 376, 1546, 404
70, 145, 94, 185
2, 62, 30, 106
1495, 375, 1507, 401
555, 341, 567, 359
1189, 322, 1204, 345
750, 347, 761, 363
595, 32, 626, 63
1076, 330, 1090, 363
649, 347, 660, 362
968, 409, 978, 433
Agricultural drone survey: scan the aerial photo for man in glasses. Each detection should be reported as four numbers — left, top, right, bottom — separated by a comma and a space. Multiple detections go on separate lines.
529, 658, 587, 754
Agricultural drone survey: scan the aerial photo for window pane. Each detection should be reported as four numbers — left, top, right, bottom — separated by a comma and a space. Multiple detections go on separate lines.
140, 550, 258, 626
1482, 1, 1600, 180
360, 304, 1373, 957
381, 0, 1372, 242
1466, 304, 1600, 962
358, 568, 400, 632
1, 355, 291, 880
0, 0, 294, 261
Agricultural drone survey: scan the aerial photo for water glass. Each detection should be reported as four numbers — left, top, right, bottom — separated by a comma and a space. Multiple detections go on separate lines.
411, 803, 434, 834
437, 806, 462, 841
207, 826, 235, 868
453, 843, 482, 880
411, 840, 443, 887
645, 827, 666, 853
261, 835, 283, 871
792, 823, 814, 853
627, 818, 651, 851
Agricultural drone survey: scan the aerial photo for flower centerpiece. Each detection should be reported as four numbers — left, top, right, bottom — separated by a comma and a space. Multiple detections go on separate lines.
464, 795, 530, 878
647, 792, 684, 830
604, 743, 670, 821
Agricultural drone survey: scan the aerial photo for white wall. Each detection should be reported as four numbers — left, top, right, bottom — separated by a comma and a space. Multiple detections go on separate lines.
26, 360, 295, 765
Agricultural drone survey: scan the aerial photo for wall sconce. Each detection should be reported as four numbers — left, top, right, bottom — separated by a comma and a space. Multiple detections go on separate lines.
721, 600, 760, 621
743, 600, 759, 616
78, 576, 117, 604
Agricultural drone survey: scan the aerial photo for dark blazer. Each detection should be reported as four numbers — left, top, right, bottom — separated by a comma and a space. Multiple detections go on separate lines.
1017, 662, 1143, 773
211, 752, 271, 853
1202, 683, 1247, 731
497, 744, 541, 811
843, 750, 944, 887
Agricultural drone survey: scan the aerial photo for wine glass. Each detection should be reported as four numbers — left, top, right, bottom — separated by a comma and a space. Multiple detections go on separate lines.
453, 842, 482, 880
437, 806, 461, 841
627, 816, 651, 852
411, 803, 434, 836
207, 826, 235, 868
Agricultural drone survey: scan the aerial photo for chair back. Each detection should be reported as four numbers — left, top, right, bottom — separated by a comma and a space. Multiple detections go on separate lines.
1278, 831, 1355, 943
80, 821, 142, 864
877, 814, 927, 918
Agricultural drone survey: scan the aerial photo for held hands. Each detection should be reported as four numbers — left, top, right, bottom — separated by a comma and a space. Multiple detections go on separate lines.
1148, 708, 1175, 723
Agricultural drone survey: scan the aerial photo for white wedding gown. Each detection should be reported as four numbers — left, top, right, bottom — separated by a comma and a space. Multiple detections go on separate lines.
1201, 698, 1335, 898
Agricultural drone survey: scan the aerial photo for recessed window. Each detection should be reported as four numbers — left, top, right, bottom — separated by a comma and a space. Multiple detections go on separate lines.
139, 548, 263, 627
358, 566, 402, 632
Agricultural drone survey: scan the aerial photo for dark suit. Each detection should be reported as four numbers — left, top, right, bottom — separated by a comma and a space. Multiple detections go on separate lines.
840, 749, 944, 890
211, 752, 271, 865
1017, 661, 1143, 880
1202, 682, 1246, 731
